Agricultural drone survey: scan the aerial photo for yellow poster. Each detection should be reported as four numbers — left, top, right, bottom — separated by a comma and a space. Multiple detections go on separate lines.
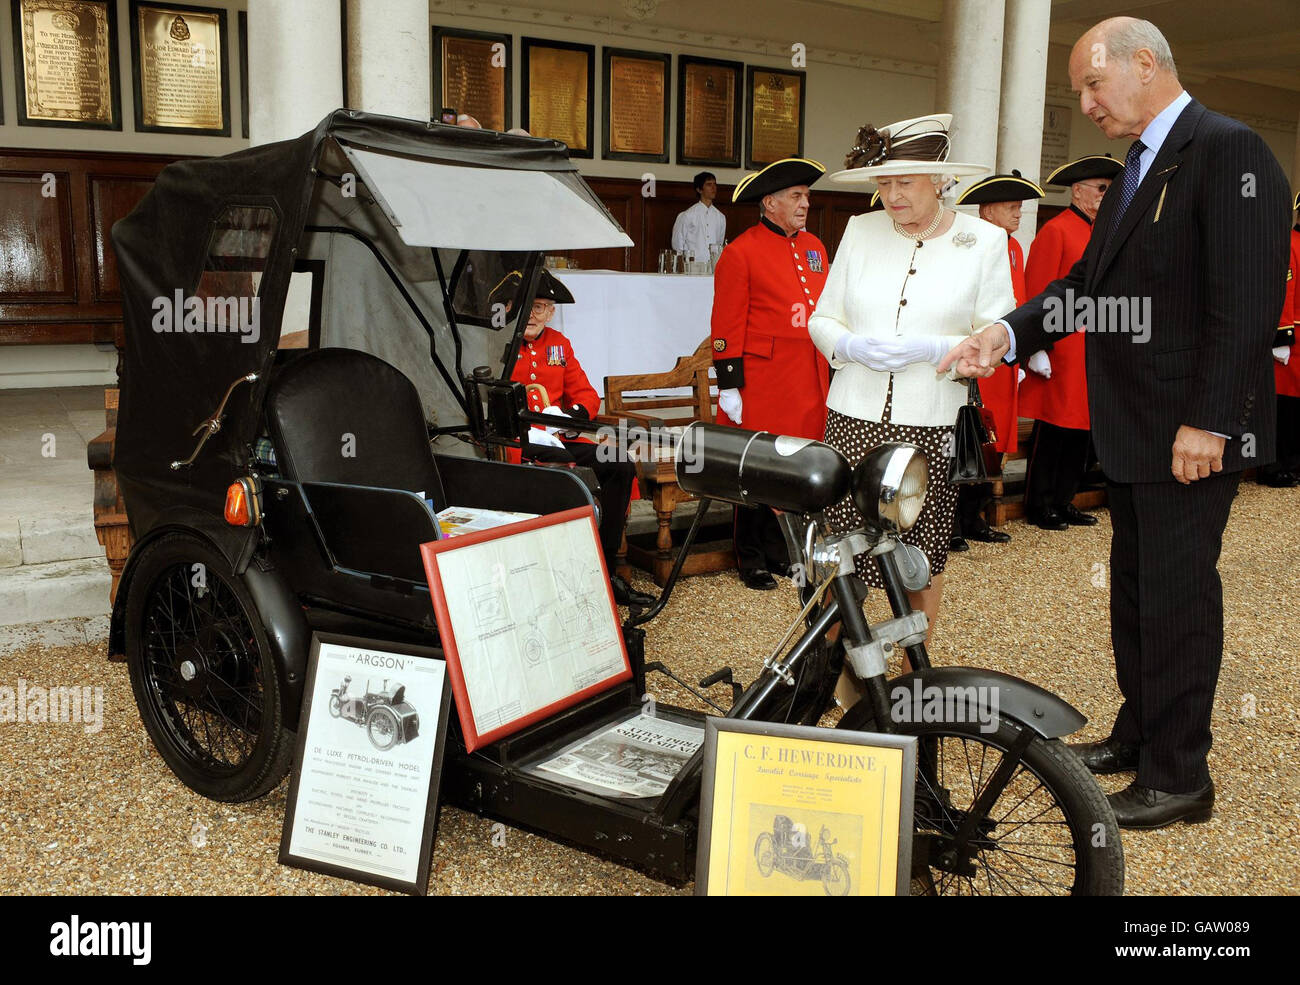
702, 727, 911, 896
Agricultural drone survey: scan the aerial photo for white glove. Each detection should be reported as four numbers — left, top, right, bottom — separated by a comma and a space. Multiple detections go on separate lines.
528, 427, 565, 449
836, 333, 949, 371
1027, 350, 1052, 378
718, 388, 742, 424
1017, 368, 1026, 384
1273, 346, 1291, 365
540, 404, 569, 434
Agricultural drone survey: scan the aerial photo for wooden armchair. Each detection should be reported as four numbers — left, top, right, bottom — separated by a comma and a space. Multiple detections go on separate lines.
598, 339, 732, 585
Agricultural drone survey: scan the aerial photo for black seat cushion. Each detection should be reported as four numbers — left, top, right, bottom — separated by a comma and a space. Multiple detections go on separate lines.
266, 348, 445, 509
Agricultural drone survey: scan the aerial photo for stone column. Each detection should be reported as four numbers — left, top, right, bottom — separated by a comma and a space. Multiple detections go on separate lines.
247, 0, 343, 146
997, 0, 1052, 254
935, 0, 1006, 203
345, 0, 430, 121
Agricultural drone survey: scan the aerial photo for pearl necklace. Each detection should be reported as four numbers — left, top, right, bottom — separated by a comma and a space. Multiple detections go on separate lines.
894, 206, 944, 242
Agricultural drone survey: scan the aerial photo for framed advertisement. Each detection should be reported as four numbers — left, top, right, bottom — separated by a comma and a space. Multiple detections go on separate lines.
280, 634, 452, 896
601, 47, 669, 164
129, 1, 231, 136
676, 55, 741, 168
745, 65, 805, 168
12, 0, 122, 130
419, 505, 631, 752
696, 717, 916, 896
237, 8, 247, 138
433, 26, 511, 132
521, 36, 594, 157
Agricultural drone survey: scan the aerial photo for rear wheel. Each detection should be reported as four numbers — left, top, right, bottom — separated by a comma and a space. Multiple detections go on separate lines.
837, 702, 1124, 896
754, 832, 775, 877
125, 533, 293, 802
366, 706, 400, 751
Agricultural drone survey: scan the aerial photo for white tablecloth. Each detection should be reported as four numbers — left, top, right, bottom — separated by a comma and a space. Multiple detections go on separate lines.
551, 270, 714, 397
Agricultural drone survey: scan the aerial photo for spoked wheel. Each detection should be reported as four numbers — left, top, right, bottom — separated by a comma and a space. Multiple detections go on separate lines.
754, 832, 776, 877
125, 534, 293, 802
822, 858, 851, 897
838, 703, 1124, 896
366, 706, 400, 751
328, 695, 343, 718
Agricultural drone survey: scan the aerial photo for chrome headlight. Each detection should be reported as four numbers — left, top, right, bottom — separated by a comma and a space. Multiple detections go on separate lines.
850, 443, 929, 534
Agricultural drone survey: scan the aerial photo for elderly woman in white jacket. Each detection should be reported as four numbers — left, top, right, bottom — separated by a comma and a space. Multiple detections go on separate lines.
809, 116, 1015, 646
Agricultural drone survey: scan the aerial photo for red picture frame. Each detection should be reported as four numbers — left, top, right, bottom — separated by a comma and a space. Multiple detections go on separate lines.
420, 506, 631, 752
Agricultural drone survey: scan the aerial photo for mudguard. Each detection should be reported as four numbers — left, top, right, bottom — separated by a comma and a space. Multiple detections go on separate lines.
108, 523, 310, 729
880, 666, 1086, 740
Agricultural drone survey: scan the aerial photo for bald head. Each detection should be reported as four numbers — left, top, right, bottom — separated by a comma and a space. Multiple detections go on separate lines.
1068, 18, 1183, 140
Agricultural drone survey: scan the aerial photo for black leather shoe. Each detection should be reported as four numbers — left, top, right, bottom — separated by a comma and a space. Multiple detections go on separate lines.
1107, 781, 1214, 829
610, 575, 655, 608
1069, 737, 1139, 774
740, 568, 778, 590
1259, 470, 1300, 488
1060, 503, 1100, 526
966, 519, 1011, 543
1028, 507, 1069, 531
948, 535, 970, 552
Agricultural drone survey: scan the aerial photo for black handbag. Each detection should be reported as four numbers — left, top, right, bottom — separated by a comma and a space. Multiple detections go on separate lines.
948, 379, 1002, 485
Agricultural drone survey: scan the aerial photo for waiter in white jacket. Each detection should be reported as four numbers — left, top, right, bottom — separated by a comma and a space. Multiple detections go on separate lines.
671, 172, 726, 261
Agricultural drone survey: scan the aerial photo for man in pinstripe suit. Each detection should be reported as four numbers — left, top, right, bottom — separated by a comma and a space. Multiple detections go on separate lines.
941, 18, 1291, 828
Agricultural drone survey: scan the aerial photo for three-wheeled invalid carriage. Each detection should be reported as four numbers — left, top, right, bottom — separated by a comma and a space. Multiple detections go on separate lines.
107, 110, 1123, 894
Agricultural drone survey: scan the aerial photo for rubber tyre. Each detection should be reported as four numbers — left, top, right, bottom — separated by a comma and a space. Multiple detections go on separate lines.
837, 701, 1124, 896
823, 858, 851, 897
366, 705, 400, 751
754, 832, 776, 877
328, 695, 343, 718
125, 533, 294, 802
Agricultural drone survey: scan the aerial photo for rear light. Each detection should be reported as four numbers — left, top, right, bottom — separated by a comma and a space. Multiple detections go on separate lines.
224, 477, 262, 527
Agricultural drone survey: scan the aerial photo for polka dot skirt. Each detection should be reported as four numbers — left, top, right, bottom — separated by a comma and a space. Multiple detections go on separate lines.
822, 385, 958, 588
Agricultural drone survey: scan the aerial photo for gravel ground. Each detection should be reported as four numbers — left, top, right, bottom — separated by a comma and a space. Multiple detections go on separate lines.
2, 482, 1296, 896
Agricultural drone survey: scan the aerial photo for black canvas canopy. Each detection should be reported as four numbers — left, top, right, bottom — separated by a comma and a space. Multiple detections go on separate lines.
111, 108, 630, 563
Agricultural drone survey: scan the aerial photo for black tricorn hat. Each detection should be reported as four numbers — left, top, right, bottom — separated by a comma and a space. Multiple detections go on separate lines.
535, 268, 575, 304
733, 158, 825, 204
1046, 154, 1123, 187
956, 169, 1045, 205
1293, 188, 1299, 212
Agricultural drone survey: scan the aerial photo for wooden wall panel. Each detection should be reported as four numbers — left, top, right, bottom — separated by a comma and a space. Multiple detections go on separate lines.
0, 172, 76, 302
89, 175, 157, 303
0, 150, 181, 346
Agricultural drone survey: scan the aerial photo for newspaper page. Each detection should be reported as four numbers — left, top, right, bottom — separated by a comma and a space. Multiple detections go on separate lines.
436, 506, 538, 537
529, 714, 704, 799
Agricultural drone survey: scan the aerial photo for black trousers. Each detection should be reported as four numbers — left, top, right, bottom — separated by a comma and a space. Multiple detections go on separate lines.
953, 482, 993, 536
1106, 472, 1240, 792
1025, 421, 1091, 513
1259, 394, 1300, 477
733, 505, 790, 574
526, 440, 633, 568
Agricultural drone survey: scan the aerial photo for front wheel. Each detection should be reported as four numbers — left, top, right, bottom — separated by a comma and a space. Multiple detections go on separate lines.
822, 858, 851, 897
837, 702, 1124, 896
328, 694, 343, 718
754, 832, 775, 877
125, 533, 294, 802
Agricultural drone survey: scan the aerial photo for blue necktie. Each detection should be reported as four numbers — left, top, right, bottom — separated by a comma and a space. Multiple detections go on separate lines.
1108, 138, 1147, 236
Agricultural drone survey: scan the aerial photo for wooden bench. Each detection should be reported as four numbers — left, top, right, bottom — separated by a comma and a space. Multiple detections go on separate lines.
600, 339, 734, 586
986, 418, 1107, 526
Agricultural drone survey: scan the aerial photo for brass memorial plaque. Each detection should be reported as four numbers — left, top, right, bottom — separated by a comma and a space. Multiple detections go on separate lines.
526, 42, 591, 153
134, 3, 226, 132
606, 53, 665, 158
681, 60, 738, 165
440, 33, 507, 132
16, 0, 118, 127
748, 68, 803, 167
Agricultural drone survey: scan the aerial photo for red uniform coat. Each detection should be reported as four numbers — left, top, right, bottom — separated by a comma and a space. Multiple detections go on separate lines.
711, 219, 831, 439
979, 234, 1026, 453
507, 325, 600, 464
1273, 230, 1300, 398
1020, 205, 1093, 430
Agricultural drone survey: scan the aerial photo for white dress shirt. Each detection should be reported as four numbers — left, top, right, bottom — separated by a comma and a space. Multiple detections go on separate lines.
671, 201, 726, 260
809, 210, 1016, 428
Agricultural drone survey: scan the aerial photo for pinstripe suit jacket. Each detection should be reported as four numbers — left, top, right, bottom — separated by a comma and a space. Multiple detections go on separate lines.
1005, 100, 1291, 483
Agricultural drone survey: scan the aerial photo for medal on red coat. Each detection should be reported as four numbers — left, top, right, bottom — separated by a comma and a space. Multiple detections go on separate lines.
805, 249, 823, 273
547, 345, 565, 366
